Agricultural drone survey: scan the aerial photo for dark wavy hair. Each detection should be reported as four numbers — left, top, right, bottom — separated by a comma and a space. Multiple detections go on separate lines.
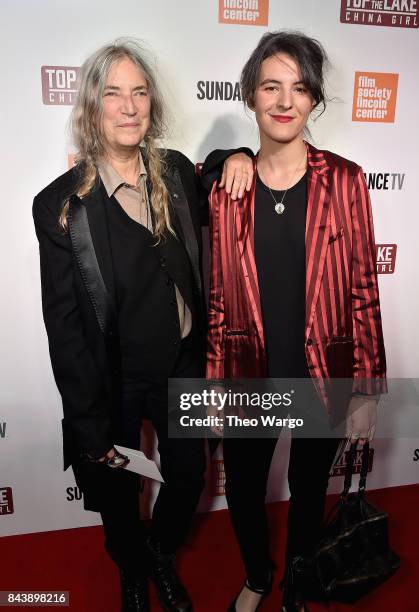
240, 30, 329, 116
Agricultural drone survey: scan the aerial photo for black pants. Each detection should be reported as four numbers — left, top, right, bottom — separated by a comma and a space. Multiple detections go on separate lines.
76, 339, 206, 576
223, 435, 342, 589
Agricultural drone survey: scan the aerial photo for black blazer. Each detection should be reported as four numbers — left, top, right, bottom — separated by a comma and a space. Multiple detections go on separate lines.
33, 149, 207, 470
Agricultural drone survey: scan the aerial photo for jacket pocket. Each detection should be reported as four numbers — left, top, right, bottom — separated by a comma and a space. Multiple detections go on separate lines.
226, 329, 249, 336
326, 336, 354, 379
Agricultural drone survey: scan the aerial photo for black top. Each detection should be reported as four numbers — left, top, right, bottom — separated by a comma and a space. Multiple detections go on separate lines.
254, 172, 309, 378
105, 195, 192, 380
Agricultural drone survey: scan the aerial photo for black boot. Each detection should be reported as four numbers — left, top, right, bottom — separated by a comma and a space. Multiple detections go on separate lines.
147, 538, 192, 612
120, 570, 150, 612
280, 557, 308, 612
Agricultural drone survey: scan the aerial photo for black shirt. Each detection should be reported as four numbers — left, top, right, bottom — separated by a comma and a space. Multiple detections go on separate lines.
254, 172, 309, 378
105, 196, 186, 380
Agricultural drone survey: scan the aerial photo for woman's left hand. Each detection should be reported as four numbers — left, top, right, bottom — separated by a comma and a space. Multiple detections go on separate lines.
346, 396, 378, 446
219, 152, 254, 200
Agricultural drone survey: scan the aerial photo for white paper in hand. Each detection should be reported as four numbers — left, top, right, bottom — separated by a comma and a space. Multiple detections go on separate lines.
115, 445, 164, 482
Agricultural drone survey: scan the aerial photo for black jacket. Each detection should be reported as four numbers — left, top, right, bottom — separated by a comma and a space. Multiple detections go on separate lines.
33, 149, 207, 469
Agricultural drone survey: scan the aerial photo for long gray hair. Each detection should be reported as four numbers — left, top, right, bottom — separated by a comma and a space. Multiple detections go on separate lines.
60, 38, 173, 240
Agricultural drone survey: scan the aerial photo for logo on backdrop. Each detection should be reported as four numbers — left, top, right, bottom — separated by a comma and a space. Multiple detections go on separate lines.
211, 459, 226, 496
0, 487, 14, 515
340, 0, 418, 28
0, 422, 6, 439
364, 171, 405, 190
197, 81, 241, 101
41, 66, 80, 105
352, 72, 399, 122
219, 0, 269, 25
376, 244, 397, 274
66, 486, 83, 502
413, 449, 419, 461
331, 446, 375, 477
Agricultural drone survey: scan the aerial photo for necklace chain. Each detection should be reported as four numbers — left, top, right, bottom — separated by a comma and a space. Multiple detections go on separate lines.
258, 148, 307, 215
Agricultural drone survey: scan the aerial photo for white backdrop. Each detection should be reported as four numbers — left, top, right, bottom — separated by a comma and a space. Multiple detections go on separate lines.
1, 0, 418, 537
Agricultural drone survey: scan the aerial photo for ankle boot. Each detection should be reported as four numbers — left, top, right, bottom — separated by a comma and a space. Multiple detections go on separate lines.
147, 538, 192, 612
119, 570, 150, 612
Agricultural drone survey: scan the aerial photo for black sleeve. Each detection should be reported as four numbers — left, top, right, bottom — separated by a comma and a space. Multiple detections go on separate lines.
33, 193, 114, 460
200, 147, 254, 192
169, 149, 210, 227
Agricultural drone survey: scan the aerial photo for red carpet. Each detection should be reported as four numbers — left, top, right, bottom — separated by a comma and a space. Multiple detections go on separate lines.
1, 484, 418, 611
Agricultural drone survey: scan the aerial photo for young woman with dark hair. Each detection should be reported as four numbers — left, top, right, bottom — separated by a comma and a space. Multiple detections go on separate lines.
204, 31, 386, 612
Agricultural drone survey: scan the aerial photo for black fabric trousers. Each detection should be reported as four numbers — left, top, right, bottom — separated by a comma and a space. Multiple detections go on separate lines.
76, 338, 206, 577
222, 434, 342, 589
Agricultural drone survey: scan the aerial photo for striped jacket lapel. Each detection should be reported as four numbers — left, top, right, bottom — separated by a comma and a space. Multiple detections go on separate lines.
235, 157, 265, 348
305, 144, 332, 342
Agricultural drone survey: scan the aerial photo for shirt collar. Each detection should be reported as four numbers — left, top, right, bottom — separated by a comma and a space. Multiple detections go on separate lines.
97, 150, 147, 198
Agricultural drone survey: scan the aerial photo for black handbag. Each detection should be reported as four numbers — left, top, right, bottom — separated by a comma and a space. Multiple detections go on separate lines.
291, 442, 400, 603
299, 441, 401, 603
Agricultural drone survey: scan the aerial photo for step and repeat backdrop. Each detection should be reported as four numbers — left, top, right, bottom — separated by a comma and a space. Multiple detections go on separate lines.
1, 0, 419, 536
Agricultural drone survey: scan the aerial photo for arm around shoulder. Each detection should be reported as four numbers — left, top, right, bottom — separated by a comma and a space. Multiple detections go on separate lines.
200, 147, 254, 193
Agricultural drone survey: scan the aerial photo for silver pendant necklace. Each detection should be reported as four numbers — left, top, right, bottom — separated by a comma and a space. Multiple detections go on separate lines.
274, 195, 286, 215
258, 148, 307, 215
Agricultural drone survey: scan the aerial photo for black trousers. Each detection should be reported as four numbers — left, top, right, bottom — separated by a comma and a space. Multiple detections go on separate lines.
222, 434, 342, 589
76, 338, 206, 576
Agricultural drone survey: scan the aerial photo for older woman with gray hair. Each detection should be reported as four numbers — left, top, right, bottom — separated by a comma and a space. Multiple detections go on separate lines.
33, 39, 251, 612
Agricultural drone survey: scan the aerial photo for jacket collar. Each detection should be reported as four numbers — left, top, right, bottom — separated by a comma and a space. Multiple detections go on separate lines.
68, 181, 117, 337
97, 151, 147, 197
306, 141, 330, 175
82, 181, 118, 310
304, 142, 332, 341
69, 152, 202, 336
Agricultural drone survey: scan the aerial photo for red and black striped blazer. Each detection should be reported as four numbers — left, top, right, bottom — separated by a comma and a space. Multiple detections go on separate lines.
206, 143, 386, 398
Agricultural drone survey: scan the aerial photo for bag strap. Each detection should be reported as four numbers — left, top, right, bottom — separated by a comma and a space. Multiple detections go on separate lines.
341, 441, 358, 498
358, 441, 370, 494
341, 440, 370, 499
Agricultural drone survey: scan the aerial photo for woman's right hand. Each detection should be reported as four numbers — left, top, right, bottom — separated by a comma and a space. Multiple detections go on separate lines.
96, 447, 130, 469
97, 447, 116, 462
219, 152, 254, 200
346, 396, 378, 447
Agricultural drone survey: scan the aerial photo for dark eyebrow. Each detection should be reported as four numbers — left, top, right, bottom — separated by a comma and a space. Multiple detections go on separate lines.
259, 79, 305, 86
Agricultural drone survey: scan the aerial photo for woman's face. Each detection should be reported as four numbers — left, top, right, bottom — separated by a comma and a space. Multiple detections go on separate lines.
101, 57, 151, 156
251, 52, 315, 147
